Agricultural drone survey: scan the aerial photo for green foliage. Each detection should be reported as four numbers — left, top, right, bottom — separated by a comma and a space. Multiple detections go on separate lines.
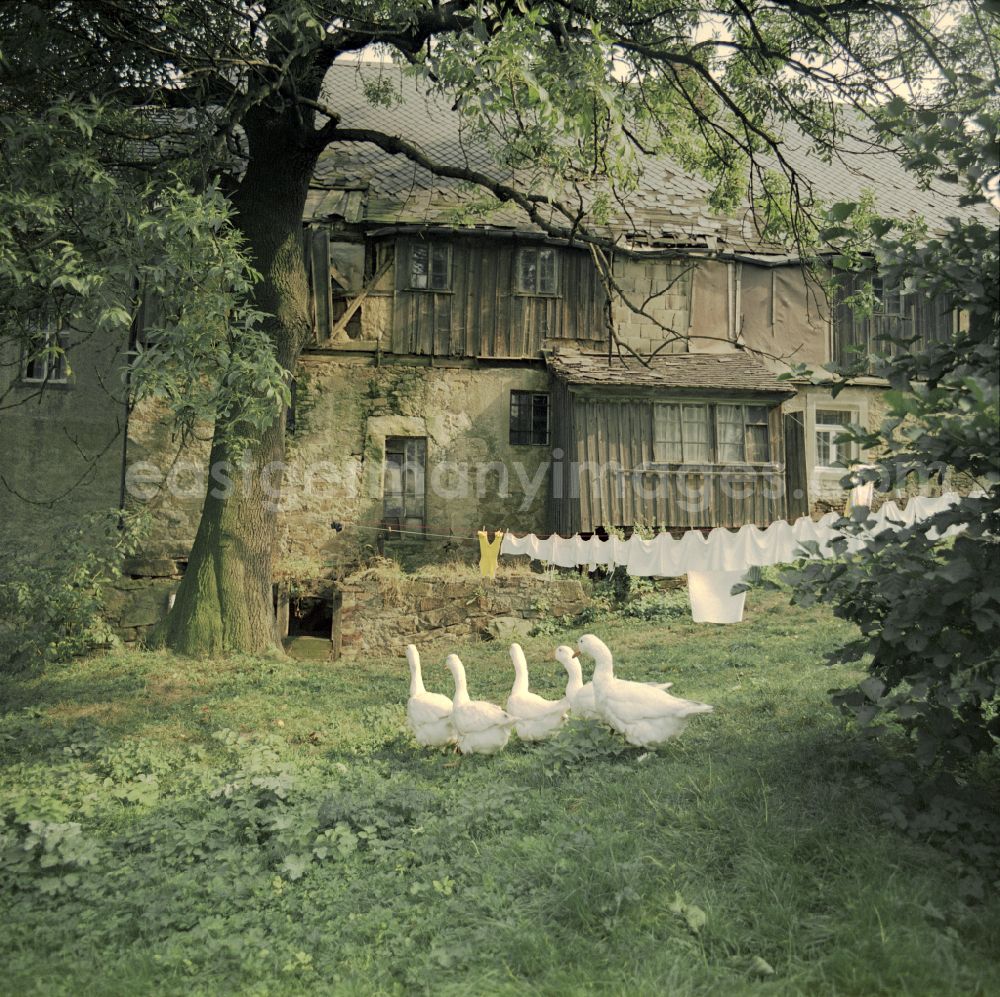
0, 510, 145, 672
0, 600, 999, 992
0, 101, 289, 449
788, 79, 1000, 768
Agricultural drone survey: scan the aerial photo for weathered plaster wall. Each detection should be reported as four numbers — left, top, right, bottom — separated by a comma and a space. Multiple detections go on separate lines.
0, 333, 125, 546
124, 356, 556, 574
279, 357, 554, 576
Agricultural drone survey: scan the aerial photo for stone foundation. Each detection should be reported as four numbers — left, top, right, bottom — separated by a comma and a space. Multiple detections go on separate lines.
337, 569, 591, 658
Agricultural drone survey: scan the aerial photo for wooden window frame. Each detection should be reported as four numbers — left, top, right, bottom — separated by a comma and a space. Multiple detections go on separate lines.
515, 246, 559, 296
814, 408, 859, 470
382, 436, 428, 537
509, 391, 550, 446
21, 326, 69, 385
409, 242, 451, 291
653, 401, 773, 465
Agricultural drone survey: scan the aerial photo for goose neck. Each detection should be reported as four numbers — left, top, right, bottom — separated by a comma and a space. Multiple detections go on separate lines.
510, 653, 529, 695
591, 652, 614, 683
406, 647, 425, 697
563, 659, 583, 696
449, 663, 470, 706
408, 663, 425, 697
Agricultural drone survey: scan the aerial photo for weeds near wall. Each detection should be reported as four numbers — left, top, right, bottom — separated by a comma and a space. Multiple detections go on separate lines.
0, 510, 146, 673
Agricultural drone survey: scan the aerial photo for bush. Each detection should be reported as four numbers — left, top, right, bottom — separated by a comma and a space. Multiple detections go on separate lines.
786, 98, 1000, 768
0, 510, 144, 672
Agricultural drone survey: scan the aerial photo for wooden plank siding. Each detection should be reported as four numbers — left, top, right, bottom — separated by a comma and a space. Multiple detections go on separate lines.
783, 413, 810, 521
832, 273, 954, 372
392, 236, 607, 358
552, 391, 788, 533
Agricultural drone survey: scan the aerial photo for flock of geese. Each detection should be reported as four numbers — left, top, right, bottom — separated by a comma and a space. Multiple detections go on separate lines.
406, 634, 714, 754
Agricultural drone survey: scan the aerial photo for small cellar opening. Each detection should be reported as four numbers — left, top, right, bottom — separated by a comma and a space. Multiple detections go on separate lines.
274, 581, 342, 660
289, 596, 333, 638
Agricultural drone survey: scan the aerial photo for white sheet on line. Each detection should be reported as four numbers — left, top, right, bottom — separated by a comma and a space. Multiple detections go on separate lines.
497, 492, 967, 577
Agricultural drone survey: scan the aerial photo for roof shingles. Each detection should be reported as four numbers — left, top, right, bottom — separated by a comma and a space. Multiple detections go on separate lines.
547, 349, 797, 395
313, 62, 994, 250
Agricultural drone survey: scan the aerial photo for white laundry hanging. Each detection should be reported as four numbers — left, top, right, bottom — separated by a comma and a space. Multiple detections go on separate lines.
497, 492, 969, 622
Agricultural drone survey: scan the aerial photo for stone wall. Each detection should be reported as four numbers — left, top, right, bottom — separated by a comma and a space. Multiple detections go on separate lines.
337, 570, 591, 658
104, 557, 184, 645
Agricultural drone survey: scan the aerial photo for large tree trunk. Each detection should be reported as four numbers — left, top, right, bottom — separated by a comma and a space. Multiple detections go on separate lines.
152, 109, 316, 656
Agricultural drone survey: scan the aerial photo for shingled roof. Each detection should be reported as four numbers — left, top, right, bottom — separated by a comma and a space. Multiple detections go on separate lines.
547, 349, 797, 396
310, 61, 994, 253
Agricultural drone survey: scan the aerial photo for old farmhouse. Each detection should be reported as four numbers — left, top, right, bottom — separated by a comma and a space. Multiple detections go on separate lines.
0, 62, 987, 648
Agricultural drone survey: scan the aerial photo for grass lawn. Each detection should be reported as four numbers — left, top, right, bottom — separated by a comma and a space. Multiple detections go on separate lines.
1, 588, 998, 995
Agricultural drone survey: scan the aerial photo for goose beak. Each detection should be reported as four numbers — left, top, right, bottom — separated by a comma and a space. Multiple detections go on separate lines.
571, 649, 580, 658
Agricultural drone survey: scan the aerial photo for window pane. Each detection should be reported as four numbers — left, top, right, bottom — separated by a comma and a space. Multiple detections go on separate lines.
510, 392, 527, 444
653, 404, 682, 462
411, 244, 428, 288
538, 248, 556, 293
816, 409, 852, 426
510, 391, 548, 444
384, 437, 426, 525
745, 405, 768, 425
23, 330, 67, 383
716, 404, 744, 463
430, 244, 450, 290
816, 431, 833, 467
746, 424, 769, 462
518, 250, 537, 293
682, 404, 710, 462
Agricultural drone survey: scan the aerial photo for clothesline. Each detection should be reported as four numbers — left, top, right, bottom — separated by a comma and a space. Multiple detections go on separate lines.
499, 492, 967, 577
334, 491, 969, 574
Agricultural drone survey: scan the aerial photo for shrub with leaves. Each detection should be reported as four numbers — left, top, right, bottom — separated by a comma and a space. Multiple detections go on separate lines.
786, 88, 1000, 767
0, 510, 144, 671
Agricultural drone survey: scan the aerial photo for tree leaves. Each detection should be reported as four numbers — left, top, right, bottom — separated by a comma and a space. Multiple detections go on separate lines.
788, 79, 1000, 771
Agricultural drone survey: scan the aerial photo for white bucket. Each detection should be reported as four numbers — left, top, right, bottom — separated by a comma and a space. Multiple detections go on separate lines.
687, 570, 747, 624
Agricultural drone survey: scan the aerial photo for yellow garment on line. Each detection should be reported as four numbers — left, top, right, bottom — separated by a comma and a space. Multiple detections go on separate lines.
478, 530, 505, 579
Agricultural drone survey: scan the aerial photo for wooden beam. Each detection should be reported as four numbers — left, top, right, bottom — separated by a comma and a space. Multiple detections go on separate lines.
329, 262, 353, 292
327, 257, 393, 343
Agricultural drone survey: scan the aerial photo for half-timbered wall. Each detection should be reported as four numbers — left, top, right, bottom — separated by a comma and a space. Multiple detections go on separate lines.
304, 228, 608, 358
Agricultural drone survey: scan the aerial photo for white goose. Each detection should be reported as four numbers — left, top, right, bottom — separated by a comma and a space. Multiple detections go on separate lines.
405, 644, 455, 747
445, 653, 516, 755
505, 643, 568, 741
555, 644, 673, 722
577, 634, 712, 747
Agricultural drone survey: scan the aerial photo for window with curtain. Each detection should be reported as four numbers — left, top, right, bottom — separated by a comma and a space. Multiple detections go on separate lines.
653, 402, 771, 464
653, 403, 711, 462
